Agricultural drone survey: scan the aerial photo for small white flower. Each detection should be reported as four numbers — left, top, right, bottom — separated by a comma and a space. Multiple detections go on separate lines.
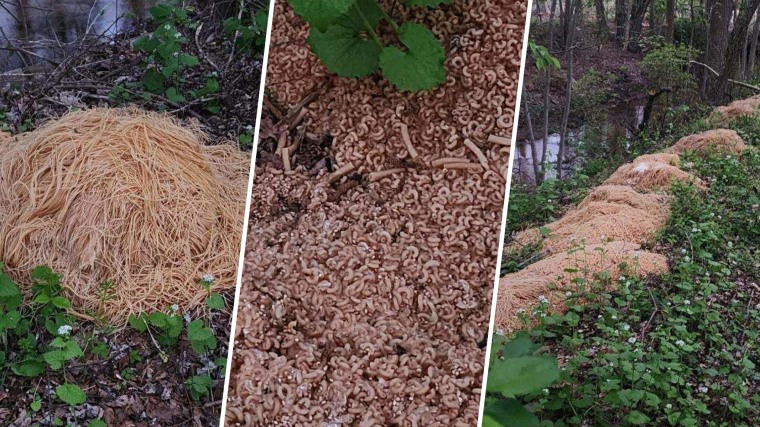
622, 324, 630, 331
538, 295, 549, 304
698, 386, 708, 393
628, 337, 637, 344
612, 315, 618, 320
57, 325, 73, 336
542, 388, 549, 394
619, 276, 626, 281
202, 274, 215, 283
675, 339, 685, 347
684, 299, 691, 305
164, 24, 171, 30
681, 248, 687, 254
598, 315, 603, 319
565, 291, 572, 296
245, 125, 254, 131
692, 228, 698, 233
170, 304, 179, 312
710, 212, 715, 217
174, 32, 182, 38
516, 308, 526, 314
666, 403, 672, 409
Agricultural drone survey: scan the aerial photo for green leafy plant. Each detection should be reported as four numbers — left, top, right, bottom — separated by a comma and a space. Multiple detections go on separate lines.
200, 275, 225, 310
290, 0, 448, 92
528, 41, 560, 71
186, 374, 213, 400
187, 319, 218, 354
55, 383, 86, 406
224, 7, 269, 53
484, 334, 561, 427
129, 310, 183, 347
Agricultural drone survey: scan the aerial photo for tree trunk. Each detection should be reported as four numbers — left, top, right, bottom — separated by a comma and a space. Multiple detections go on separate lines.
665, 0, 676, 43
542, 0, 559, 174
703, 0, 732, 96
747, 13, 760, 80
709, 0, 760, 101
615, 0, 629, 39
522, 96, 542, 185
558, 0, 581, 180
595, 0, 609, 34
627, 0, 655, 51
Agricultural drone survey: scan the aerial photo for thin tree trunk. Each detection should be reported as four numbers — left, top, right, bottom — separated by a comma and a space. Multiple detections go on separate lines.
541, 0, 559, 174
616, 0, 630, 39
627, 0, 655, 51
558, 0, 581, 180
595, 0, 609, 33
665, 0, 676, 43
522, 96, 542, 185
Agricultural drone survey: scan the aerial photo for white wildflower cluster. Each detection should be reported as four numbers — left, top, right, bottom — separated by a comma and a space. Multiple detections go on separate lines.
202, 274, 215, 283
675, 339, 686, 347
538, 295, 549, 304
57, 325, 73, 336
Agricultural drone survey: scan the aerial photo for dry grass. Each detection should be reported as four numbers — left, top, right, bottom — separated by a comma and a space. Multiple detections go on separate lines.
0, 108, 249, 322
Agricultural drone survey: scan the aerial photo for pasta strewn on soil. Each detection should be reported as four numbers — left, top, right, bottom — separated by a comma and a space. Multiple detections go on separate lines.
495, 114, 748, 333
226, 0, 527, 425
0, 108, 249, 322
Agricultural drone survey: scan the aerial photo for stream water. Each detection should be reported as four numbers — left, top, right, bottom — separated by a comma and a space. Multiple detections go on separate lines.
0, 0, 154, 72
513, 101, 646, 184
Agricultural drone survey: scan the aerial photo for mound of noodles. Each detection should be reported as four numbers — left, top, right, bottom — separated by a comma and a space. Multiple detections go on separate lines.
0, 108, 249, 322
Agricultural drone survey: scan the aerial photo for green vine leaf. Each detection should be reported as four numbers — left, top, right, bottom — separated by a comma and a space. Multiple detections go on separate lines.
399, 0, 452, 7
55, 384, 86, 406
289, 0, 357, 31
308, 25, 382, 78
379, 22, 446, 92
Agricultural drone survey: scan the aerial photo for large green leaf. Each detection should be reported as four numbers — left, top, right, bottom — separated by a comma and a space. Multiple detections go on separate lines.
289, 0, 357, 31
500, 333, 540, 358
486, 356, 561, 397
308, 24, 382, 77
56, 383, 86, 406
379, 22, 446, 91
483, 397, 540, 427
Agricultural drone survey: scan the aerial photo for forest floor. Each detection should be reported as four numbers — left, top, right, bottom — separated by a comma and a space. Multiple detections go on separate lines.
0, 2, 262, 426
517, 20, 647, 140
